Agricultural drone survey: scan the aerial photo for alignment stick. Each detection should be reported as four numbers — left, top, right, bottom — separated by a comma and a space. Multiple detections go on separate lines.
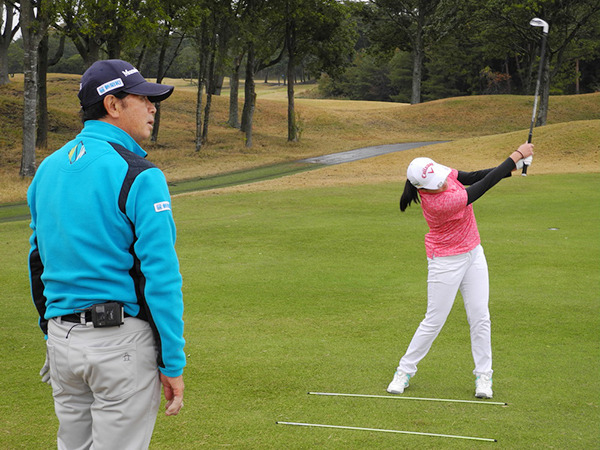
308, 391, 507, 406
276, 421, 497, 442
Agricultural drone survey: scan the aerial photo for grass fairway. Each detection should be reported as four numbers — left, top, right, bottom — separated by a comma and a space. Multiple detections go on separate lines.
3, 173, 597, 448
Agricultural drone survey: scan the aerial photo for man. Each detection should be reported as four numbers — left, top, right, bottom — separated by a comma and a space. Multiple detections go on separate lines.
27, 59, 186, 449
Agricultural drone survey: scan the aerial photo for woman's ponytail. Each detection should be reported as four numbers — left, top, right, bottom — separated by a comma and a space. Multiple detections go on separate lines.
400, 179, 420, 212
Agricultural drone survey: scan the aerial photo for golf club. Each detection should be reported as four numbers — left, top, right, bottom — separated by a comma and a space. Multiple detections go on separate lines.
308, 391, 507, 405
276, 421, 497, 442
523, 17, 549, 176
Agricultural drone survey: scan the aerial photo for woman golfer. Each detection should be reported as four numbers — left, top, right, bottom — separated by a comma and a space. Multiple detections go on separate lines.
387, 143, 534, 398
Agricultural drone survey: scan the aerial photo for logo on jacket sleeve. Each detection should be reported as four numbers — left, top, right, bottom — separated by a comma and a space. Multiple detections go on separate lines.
154, 201, 171, 212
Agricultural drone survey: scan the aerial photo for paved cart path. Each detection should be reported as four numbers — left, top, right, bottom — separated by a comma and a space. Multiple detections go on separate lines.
300, 141, 445, 165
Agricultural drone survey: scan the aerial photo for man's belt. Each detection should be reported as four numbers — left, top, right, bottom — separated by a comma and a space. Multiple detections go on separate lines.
60, 311, 94, 324
59, 302, 131, 327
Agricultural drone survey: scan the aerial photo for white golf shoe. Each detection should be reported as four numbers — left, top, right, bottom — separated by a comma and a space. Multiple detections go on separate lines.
387, 370, 411, 394
475, 374, 493, 398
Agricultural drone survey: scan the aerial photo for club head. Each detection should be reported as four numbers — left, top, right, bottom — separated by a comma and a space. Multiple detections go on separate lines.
530, 18, 549, 33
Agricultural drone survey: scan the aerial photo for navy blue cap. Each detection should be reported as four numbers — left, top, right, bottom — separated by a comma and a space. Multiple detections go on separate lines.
78, 59, 174, 108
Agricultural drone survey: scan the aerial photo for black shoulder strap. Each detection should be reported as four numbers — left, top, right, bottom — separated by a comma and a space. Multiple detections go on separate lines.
109, 142, 160, 361
109, 142, 157, 216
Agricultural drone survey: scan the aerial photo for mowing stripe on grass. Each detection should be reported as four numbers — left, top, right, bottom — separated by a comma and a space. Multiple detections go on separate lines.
308, 391, 507, 406
0, 202, 30, 223
0, 162, 326, 223
276, 421, 497, 442
168, 161, 324, 195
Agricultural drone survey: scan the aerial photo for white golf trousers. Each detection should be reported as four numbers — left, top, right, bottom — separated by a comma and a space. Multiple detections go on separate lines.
398, 244, 493, 377
47, 316, 161, 450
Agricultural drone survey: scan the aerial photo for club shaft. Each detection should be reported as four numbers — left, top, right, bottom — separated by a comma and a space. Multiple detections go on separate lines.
308, 391, 507, 406
528, 31, 549, 144
276, 421, 497, 442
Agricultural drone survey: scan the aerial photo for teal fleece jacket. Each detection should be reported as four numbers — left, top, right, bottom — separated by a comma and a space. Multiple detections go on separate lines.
28, 120, 185, 377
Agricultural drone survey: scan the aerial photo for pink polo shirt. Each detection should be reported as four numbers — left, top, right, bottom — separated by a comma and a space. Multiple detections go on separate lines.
420, 169, 480, 258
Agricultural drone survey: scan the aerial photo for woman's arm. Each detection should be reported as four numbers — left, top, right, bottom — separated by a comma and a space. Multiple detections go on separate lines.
458, 168, 495, 185
465, 144, 534, 205
466, 159, 515, 204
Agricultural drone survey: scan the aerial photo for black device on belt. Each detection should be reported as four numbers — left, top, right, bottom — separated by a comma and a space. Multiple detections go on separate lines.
61, 302, 126, 327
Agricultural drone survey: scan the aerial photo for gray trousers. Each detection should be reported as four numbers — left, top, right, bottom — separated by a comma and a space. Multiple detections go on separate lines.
47, 316, 161, 450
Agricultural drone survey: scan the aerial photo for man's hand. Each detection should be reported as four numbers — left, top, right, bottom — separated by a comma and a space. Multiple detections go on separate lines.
159, 373, 184, 416
40, 346, 51, 386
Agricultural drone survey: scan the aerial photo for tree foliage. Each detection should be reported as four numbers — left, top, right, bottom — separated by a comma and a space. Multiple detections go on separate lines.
320, 0, 599, 107
284, 0, 356, 140
5, 0, 600, 174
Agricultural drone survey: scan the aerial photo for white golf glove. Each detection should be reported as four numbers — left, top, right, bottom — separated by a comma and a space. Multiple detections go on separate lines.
40, 347, 51, 386
515, 155, 533, 170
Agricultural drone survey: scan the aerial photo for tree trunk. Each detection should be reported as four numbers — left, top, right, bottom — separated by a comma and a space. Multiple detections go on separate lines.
525, 43, 535, 94
411, 21, 423, 105
106, 34, 122, 59
287, 62, 297, 142
0, 1, 19, 85
72, 36, 102, 70
36, 34, 49, 149
195, 68, 205, 152
151, 32, 169, 143
575, 59, 580, 95
504, 58, 511, 94
202, 35, 217, 144
136, 44, 148, 69
152, 101, 162, 142
514, 54, 523, 92
538, 56, 550, 126
227, 54, 243, 129
194, 27, 208, 152
202, 91, 213, 144
21, 46, 39, 177
286, 21, 298, 142
151, 102, 162, 143
85, 42, 101, 69
0, 48, 9, 85
242, 42, 256, 148
37, 32, 64, 149
195, 80, 204, 152
151, 27, 185, 144
20, 0, 47, 177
